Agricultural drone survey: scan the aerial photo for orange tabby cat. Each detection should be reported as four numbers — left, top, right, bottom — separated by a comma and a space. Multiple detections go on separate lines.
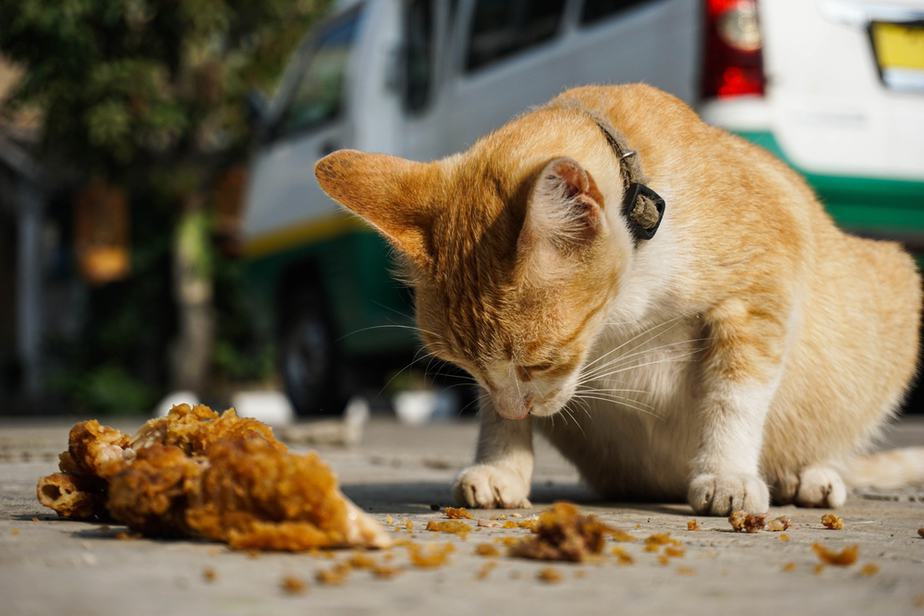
315, 84, 922, 514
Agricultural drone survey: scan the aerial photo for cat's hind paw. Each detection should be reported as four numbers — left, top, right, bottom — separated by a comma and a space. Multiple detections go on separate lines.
688, 472, 769, 516
453, 464, 531, 509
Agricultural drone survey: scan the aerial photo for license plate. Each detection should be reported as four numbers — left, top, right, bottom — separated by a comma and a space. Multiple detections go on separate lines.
870, 22, 924, 92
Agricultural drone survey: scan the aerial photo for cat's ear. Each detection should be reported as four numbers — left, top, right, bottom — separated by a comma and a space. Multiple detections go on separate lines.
519, 157, 605, 259
315, 149, 437, 265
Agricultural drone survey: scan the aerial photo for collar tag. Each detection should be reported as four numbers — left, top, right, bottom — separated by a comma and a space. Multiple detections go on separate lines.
622, 182, 665, 241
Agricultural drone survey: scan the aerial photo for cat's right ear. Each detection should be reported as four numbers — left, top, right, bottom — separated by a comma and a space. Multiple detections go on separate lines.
315, 150, 437, 266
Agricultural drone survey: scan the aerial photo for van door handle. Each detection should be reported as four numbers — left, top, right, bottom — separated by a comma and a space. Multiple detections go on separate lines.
319, 140, 340, 156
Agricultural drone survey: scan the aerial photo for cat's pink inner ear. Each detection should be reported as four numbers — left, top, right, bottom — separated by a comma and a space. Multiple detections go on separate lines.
521, 157, 605, 255
314, 149, 436, 265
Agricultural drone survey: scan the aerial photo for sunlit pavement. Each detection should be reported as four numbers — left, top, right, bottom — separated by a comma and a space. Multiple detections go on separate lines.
2, 416, 922, 616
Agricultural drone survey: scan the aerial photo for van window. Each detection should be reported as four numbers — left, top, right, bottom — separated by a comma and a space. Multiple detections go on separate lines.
465, 0, 566, 72
404, 0, 433, 113
275, 9, 361, 139
581, 0, 650, 26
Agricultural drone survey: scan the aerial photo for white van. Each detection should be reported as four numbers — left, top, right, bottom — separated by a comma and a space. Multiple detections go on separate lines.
240, 0, 702, 414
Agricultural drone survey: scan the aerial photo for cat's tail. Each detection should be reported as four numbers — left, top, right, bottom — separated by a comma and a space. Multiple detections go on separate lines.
843, 447, 924, 489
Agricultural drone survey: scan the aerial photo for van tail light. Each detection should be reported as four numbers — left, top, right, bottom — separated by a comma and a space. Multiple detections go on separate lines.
701, 0, 765, 98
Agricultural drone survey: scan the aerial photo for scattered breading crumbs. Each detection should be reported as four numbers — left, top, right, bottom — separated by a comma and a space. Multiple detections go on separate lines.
657, 555, 670, 566
404, 519, 414, 531
575, 570, 587, 579
766, 516, 791, 532
644, 533, 681, 547
676, 566, 695, 576
406, 542, 454, 568
537, 567, 562, 583
729, 511, 765, 533
644, 543, 660, 553
664, 546, 685, 558
10, 527, 20, 536
385, 515, 394, 525
426, 520, 470, 537
202, 567, 217, 582
347, 553, 376, 570
782, 562, 797, 572
371, 564, 401, 579
687, 519, 699, 531
316, 562, 351, 585
611, 546, 634, 565
478, 519, 501, 528
509, 502, 610, 563
860, 563, 879, 576
779, 533, 791, 542
476, 561, 497, 580
821, 513, 844, 530
475, 543, 500, 557
814, 563, 826, 575
812, 543, 858, 566
280, 575, 307, 595
443, 507, 473, 520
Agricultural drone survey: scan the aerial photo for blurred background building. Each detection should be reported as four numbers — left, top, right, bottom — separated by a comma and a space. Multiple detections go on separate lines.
1, 0, 922, 418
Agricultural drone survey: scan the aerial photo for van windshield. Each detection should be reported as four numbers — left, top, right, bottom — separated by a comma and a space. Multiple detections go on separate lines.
271, 7, 363, 140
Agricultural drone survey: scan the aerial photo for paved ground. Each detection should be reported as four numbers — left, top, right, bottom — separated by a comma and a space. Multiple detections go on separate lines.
1, 415, 923, 616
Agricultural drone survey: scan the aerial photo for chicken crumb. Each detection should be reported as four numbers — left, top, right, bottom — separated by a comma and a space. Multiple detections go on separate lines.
729, 511, 765, 533
766, 516, 791, 532
537, 567, 562, 583
443, 507, 474, 520
821, 513, 844, 530
812, 543, 858, 566
860, 563, 879, 576
611, 546, 634, 565
202, 567, 217, 582
476, 561, 497, 580
686, 519, 699, 531
280, 575, 307, 595
425, 520, 470, 537
779, 533, 791, 542
782, 562, 797, 572
474, 543, 500, 557
315, 563, 350, 585
676, 566, 695, 576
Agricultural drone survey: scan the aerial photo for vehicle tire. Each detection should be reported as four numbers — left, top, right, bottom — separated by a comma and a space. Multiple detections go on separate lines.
278, 288, 347, 416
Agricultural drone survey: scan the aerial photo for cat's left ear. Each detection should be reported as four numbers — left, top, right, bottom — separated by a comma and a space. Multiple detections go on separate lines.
519, 157, 606, 258
314, 150, 438, 266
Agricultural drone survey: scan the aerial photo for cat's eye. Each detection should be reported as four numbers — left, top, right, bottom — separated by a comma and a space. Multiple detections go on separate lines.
524, 362, 554, 373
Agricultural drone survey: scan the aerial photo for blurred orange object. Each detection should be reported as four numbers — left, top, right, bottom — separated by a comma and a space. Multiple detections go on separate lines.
74, 178, 130, 285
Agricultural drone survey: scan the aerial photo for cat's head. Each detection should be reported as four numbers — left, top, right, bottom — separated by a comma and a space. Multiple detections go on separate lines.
315, 106, 641, 420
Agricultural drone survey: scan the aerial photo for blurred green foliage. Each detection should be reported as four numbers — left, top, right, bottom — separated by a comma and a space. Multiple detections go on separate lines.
0, 0, 331, 413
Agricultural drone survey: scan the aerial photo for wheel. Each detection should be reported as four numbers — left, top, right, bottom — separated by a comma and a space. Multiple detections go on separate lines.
278, 288, 347, 416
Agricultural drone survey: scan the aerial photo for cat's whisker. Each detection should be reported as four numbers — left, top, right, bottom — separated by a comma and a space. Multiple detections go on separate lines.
580, 315, 687, 376
572, 393, 660, 419
377, 347, 440, 396
579, 335, 710, 382
585, 350, 705, 382
576, 388, 655, 410
338, 323, 444, 342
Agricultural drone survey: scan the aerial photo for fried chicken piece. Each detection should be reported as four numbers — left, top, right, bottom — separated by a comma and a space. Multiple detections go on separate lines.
728, 510, 765, 533
821, 513, 844, 530
35, 472, 108, 520
812, 543, 858, 566
510, 502, 609, 562
37, 404, 389, 551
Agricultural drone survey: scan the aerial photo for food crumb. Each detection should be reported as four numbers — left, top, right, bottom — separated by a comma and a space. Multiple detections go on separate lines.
729, 511, 765, 533
658, 554, 670, 566
611, 546, 634, 565
347, 553, 376, 570
426, 520, 470, 537
779, 533, 791, 542
510, 502, 611, 562
782, 562, 797, 573
385, 515, 394, 525
280, 575, 307, 595
860, 563, 879, 576
372, 564, 401, 579
404, 519, 414, 531
664, 546, 685, 558
476, 561, 497, 580
814, 563, 826, 575
202, 567, 217, 582
407, 542, 454, 568
608, 528, 635, 542
10, 528, 20, 536
821, 513, 844, 530
686, 519, 699, 531
537, 567, 562, 583
443, 507, 474, 520
812, 543, 858, 566
475, 543, 500, 557
477, 519, 501, 528
574, 569, 587, 579
913, 594, 924, 608
676, 566, 696, 576
644, 533, 678, 546
316, 563, 350, 585
766, 516, 791, 532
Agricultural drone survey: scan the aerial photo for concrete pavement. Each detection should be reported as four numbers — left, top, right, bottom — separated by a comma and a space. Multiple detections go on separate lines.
1, 416, 923, 616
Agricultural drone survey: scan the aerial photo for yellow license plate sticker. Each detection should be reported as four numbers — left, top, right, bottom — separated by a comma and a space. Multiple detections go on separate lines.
872, 22, 924, 71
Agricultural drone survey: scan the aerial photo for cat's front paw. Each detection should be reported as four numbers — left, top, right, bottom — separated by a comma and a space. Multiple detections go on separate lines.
688, 472, 769, 516
453, 464, 531, 509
